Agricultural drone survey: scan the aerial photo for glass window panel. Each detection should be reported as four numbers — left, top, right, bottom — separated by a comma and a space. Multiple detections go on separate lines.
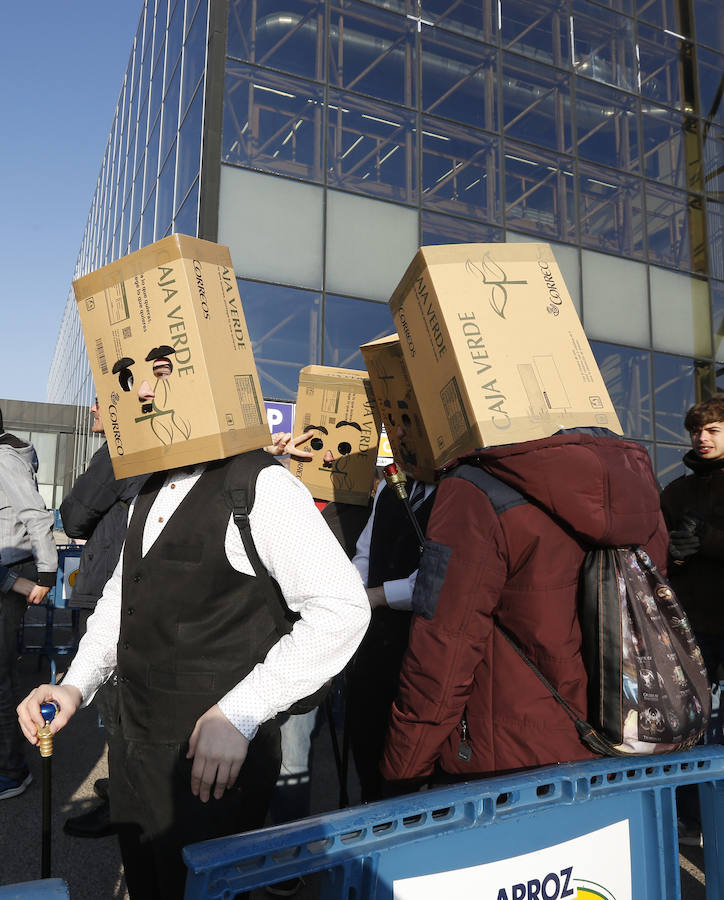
218, 166, 324, 289
504, 141, 576, 241
583, 249, 649, 344
636, 0, 680, 31
224, 63, 325, 183
638, 23, 688, 111
711, 279, 724, 360
137, 93, 150, 167
145, 114, 161, 203
131, 173, 144, 238
656, 442, 688, 486
328, 90, 417, 203
238, 279, 322, 400
422, 115, 500, 222
181, 2, 207, 118
161, 60, 181, 166
156, 140, 176, 240
422, 28, 497, 132
176, 83, 203, 210
590, 341, 653, 439
227, 0, 325, 82
324, 295, 394, 368
150, 53, 164, 131
421, 0, 495, 43
422, 210, 504, 245
693, 0, 724, 54
578, 163, 645, 256
650, 265, 711, 356
30, 433, 58, 485
703, 122, 723, 200
707, 200, 724, 280
174, 177, 199, 236
502, 55, 572, 153
165, 0, 184, 89
653, 351, 701, 444
143, 0, 155, 64
642, 105, 701, 190
142, 186, 157, 247
698, 47, 724, 128
186, 0, 203, 37
645, 183, 705, 272
129, 222, 141, 253
575, 80, 640, 172
326, 190, 418, 300
501, 0, 569, 67
572, 0, 636, 90
155, 0, 169, 69
329, 1, 416, 107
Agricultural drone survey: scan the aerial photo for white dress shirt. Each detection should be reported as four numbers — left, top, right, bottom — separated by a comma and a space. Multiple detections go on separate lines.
62, 463, 370, 740
352, 479, 435, 609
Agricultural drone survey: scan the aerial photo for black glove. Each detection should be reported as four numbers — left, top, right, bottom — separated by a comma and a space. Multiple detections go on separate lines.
669, 517, 700, 562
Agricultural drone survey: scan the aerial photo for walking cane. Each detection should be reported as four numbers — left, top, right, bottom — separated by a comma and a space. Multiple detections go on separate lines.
37, 700, 59, 879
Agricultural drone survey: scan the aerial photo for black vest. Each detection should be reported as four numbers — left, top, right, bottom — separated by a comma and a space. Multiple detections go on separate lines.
368, 483, 436, 589
116, 452, 281, 743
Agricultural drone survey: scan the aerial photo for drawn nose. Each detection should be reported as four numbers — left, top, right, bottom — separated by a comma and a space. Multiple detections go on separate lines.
138, 381, 154, 402
323, 450, 334, 465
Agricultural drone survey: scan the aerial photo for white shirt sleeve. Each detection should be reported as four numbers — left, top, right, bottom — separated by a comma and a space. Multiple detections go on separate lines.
217, 465, 370, 739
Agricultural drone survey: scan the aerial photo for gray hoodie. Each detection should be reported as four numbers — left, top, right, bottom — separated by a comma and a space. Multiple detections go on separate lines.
0, 432, 58, 586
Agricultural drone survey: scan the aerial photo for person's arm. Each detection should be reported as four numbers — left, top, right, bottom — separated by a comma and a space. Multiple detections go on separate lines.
381, 476, 507, 781
59, 443, 128, 539
0, 454, 56, 585
220, 466, 370, 736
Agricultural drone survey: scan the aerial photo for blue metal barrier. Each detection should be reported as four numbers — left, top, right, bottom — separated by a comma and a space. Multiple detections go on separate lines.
183, 746, 724, 899
0, 880, 69, 899
17, 546, 82, 683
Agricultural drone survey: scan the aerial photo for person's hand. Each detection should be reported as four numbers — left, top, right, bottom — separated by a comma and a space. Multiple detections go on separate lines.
27, 584, 51, 605
10, 576, 36, 598
264, 431, 315, 461
367, 586, 388, 610
17, 683, 82, 746
187, 705, 250, 802
669, 518, 700, 563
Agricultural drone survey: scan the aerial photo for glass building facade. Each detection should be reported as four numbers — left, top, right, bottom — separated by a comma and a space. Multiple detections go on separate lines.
48, 0, 723, 485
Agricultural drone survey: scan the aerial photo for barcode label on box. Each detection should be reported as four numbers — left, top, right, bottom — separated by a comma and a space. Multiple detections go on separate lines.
234, 375, 263, 426
440, 376, 469, 440
96, 339, 108, 375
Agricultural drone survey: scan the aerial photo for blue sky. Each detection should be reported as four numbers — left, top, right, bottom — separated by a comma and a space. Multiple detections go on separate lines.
0, 3, 143, 403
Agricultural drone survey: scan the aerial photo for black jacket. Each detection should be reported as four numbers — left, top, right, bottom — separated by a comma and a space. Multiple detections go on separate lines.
60, 443, 147, 609
660, 451, 724, 639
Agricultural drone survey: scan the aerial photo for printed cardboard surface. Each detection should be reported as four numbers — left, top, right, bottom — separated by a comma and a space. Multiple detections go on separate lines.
389, 242, 621, 468
361, 335, 437, 484
290, 366, 379, 505
73, 234, 270, 478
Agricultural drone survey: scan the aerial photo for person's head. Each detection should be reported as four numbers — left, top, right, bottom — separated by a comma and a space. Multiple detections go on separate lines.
90, 397, 104, 434
685, 396, 724, 460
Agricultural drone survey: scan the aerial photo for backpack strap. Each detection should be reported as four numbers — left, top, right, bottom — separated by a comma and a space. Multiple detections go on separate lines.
222, 453, 297, 639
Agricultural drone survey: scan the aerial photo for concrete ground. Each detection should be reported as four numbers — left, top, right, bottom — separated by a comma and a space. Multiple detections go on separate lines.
0, 608, 710, 899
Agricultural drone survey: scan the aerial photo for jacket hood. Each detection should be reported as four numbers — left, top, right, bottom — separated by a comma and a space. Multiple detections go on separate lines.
0, 433, 38, 473
456, 429, 662, 547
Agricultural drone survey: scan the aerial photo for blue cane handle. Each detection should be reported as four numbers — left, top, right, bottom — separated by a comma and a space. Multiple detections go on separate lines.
40, 701, 58, 725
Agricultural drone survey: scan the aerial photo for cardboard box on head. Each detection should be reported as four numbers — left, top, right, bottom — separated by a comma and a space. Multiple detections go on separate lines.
389, 242, 622, 469
290, 366, 379, 506
73, 234, 271, 479
361, 335, 437, 484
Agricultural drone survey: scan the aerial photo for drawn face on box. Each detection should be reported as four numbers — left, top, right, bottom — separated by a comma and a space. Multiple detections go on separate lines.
110, 345, 192, 446
305, 419, 368, 494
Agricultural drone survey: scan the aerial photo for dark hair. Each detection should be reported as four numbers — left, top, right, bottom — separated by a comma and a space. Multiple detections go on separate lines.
684, 395, 724, 432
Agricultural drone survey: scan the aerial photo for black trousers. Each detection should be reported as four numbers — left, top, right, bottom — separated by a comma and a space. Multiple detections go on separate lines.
109, 721, 281, 900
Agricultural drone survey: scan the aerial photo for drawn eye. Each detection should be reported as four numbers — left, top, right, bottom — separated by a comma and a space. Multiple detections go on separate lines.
310, 437, 324, 451
111, 357, 135, 392
338, 442, 352, 456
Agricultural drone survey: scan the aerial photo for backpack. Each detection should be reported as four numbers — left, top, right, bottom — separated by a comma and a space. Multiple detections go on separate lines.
448, 465, 711, 757
222, 453, 332, 715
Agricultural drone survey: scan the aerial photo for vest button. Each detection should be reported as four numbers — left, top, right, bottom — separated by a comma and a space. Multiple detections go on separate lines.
133, 575, 141, 583
127, 607, 135, 615
123, 641, 129, 650
119, 676, 128, 684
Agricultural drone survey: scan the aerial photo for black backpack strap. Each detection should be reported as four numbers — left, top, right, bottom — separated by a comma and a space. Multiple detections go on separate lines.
222, 454, 295, 639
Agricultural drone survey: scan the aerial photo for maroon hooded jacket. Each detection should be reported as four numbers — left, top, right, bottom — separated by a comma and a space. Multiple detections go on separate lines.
381, 431, 669, 782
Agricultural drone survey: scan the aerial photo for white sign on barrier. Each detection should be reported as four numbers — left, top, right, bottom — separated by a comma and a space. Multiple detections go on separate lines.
393, 820, 631, 900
